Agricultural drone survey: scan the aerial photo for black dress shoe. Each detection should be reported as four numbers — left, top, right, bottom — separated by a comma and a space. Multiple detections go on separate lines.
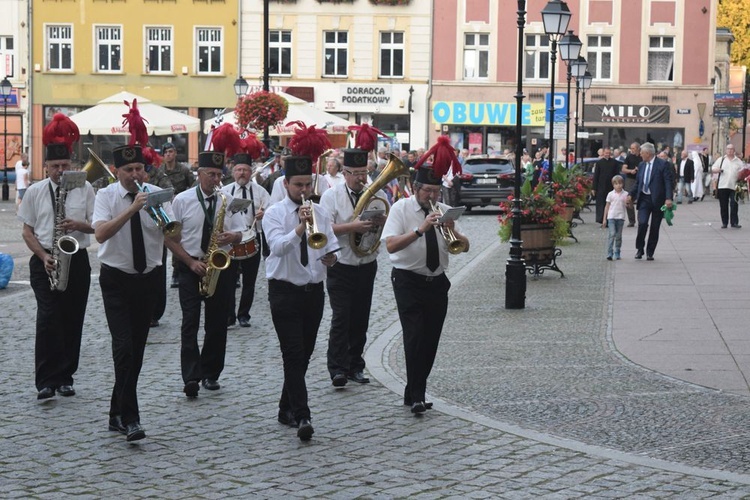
57, 385, 75, 397
627, 222, 635, 227
411, 401, 426, 414
202, 379, 220, 391
277, 410, 296, 427
646, 255, 654, 261
297, 418, 314, 441
238, 317, 251, 328
721, 224, 728, 228
37, 387, 56, 400
347, 371, 370, 384
732, 224, 742, 229
635, 250, 644, 259
332, 373, 348, 387
108, 416, 127, 435
184, 380, 200, 398
125, 422, 146, 442
403, 398, 433, 410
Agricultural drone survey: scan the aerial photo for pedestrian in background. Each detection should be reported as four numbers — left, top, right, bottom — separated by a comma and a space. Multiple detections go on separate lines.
711, 144, 743, 229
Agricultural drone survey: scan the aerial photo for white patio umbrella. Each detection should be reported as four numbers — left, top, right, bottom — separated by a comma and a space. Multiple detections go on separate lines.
69, 91, 201, 136
203, 91, 351, 136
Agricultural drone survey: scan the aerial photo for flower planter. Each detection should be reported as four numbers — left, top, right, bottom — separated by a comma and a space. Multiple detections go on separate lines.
520, 224, 564, 278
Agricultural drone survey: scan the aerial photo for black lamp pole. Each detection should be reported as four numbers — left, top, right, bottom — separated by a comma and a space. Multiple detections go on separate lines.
505, 0, 527, 310
262, 0, 271, 150
407, 85, 414, 151
578, 71, 592, 161
558, 31, 581, 169
1, 77, 11, 202
570, 56, 588, 163
541, 0, 571, 175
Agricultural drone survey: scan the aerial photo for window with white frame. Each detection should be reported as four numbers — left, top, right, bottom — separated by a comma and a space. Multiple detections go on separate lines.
196, 27, 222, 75
95, 26, 122, 73
524, 34, 549, 81
323, 31, 348, 77
587, 35, 611, 80
146, 27, 173, 74
380, 31, 404, 78
464, 33, 489, 79
46, 24, 73, 72
269, 30, 292, 76
0, 36, 15, 78
647, 36, 674, 82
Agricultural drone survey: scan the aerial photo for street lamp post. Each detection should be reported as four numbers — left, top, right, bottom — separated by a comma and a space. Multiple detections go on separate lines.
262, 0, 271, 151
541, 0, 571, 174
233, 76, 249, 100
577, 71, 592, 161
558, 30, 581, 169
1, 77, 11, 202
570, 56, 588, 163
505, 0, 528, 310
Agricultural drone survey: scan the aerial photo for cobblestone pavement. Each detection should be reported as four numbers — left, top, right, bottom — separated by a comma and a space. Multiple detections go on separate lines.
1, 198, 750, 498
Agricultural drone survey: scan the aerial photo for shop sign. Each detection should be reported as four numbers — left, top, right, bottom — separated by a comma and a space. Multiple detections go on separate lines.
676, 109, 691, 114
340, 84, 392, 106
585, 104, 670, 124
432, 101, 546, 126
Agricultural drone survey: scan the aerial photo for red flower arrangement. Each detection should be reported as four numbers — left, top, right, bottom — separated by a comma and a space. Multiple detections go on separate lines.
235, 91, 289, 132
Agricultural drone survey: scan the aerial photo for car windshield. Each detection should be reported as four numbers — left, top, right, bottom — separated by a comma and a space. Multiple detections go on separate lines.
463, 159, 513, 174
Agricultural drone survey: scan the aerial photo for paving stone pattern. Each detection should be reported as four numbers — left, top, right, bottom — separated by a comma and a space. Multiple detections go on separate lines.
0, 202, 749, 497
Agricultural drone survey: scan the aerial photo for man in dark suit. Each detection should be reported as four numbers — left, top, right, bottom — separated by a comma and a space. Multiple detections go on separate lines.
627, 142, 674, 261
675, 149, 694, 204
592, 147, 620, 223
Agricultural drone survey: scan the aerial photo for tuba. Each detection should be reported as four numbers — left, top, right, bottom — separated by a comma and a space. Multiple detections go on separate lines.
349, 153, 410, 257
136, 183, 182, 237
429, 200, 467, 255
49, 171, 87, 291
300, 194, 327, 249
199, 188, 231, 297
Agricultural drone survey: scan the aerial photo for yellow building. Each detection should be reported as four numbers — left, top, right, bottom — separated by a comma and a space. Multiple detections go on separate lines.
31, 0, 241, 178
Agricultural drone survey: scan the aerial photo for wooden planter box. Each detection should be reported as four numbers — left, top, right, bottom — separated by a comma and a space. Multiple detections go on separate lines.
520, 224, 555, 263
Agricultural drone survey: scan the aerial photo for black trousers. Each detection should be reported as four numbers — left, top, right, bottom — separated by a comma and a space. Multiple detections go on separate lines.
635, 195, 665, 257
624, 178, 637, 224
177, 260, 234, 383
30, 249, 90, 391
391, 269, 450, 404
718, 188, 739, 227
152, 246, 168, 321
228, 250, 261, 322
100, 264, 158, 426
268, 279, 324, 422
326, 261, 377, 378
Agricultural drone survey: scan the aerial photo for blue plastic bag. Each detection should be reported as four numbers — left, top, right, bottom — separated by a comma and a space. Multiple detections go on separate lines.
0, 253, 14, 289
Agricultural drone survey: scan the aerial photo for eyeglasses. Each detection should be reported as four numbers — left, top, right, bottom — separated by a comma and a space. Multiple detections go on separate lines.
344, 169, 368, 178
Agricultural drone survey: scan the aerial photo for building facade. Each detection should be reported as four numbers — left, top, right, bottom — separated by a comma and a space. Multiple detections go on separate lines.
431, 0, 717, 159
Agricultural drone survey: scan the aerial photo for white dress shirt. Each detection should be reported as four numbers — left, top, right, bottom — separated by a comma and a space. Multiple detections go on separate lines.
222, 181, 271, 233
264, 196, 339, 286
18, 178, 95, 249
171, 185, 245, 258
319, 182, 388, 266
380, 196, 462, 276
93, 182, 172, 274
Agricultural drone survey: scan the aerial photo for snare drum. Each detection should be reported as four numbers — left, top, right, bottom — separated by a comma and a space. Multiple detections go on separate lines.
229, 228, 259, 260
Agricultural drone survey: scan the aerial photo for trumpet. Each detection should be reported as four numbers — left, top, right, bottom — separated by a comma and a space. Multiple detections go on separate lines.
429, 201, 467, 255
137, 183, 182, 237
300, 194, 327, 249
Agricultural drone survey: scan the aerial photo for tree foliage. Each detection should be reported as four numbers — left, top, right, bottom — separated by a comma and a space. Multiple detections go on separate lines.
717, 0, 750, 68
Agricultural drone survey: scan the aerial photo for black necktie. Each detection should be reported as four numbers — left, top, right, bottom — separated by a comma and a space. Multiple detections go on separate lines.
201, 196, 215, 253
422, 207, 439, 272
297, 207, 309, 266
352, 191, 363, 246
127, 193, 147, 273
241, 186, 248, 214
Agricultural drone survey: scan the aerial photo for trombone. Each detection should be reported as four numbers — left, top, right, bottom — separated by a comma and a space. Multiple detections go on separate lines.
136, 183, 182, 237
309, 149, 334, 203
429, 200, 467, 255
300, 194, 327, 249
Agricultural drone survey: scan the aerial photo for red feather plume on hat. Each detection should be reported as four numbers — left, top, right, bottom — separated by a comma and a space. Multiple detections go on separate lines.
414, 135, 462, 178
241, 133, 267, 161
210, 123, 243, 158
348, 123, 387, 153
286, 121, 331, 163
121, 99, 150, 147
142, 147, 163, 168
43, 113, 80, 152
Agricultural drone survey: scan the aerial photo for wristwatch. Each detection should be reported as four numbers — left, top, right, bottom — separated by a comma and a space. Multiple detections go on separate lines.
413, 227, 423, 238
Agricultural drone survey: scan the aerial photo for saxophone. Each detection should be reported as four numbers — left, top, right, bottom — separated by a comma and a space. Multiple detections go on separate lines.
199, 188, 231, 297
49, 172, 85, 292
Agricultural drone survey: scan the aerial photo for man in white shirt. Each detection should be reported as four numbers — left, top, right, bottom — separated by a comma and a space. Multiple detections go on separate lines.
93, 143, 175, 442
222, 153, 271, 328
320, 148, 388, 387
711, 143, 745, 228
18, 116, 94, 402
166, 152, 244, 399
263, 156, 338, 441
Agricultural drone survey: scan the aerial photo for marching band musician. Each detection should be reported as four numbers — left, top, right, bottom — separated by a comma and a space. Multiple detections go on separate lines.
381, 136, 470, 415
165, 150, 244, 399
319, 124, 389, 388
221, 134, 271, 328
93, 139, 175, 442
19, 114, 95, 401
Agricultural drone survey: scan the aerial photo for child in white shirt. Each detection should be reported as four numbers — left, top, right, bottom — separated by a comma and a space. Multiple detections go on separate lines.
602, 175, 628, 260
